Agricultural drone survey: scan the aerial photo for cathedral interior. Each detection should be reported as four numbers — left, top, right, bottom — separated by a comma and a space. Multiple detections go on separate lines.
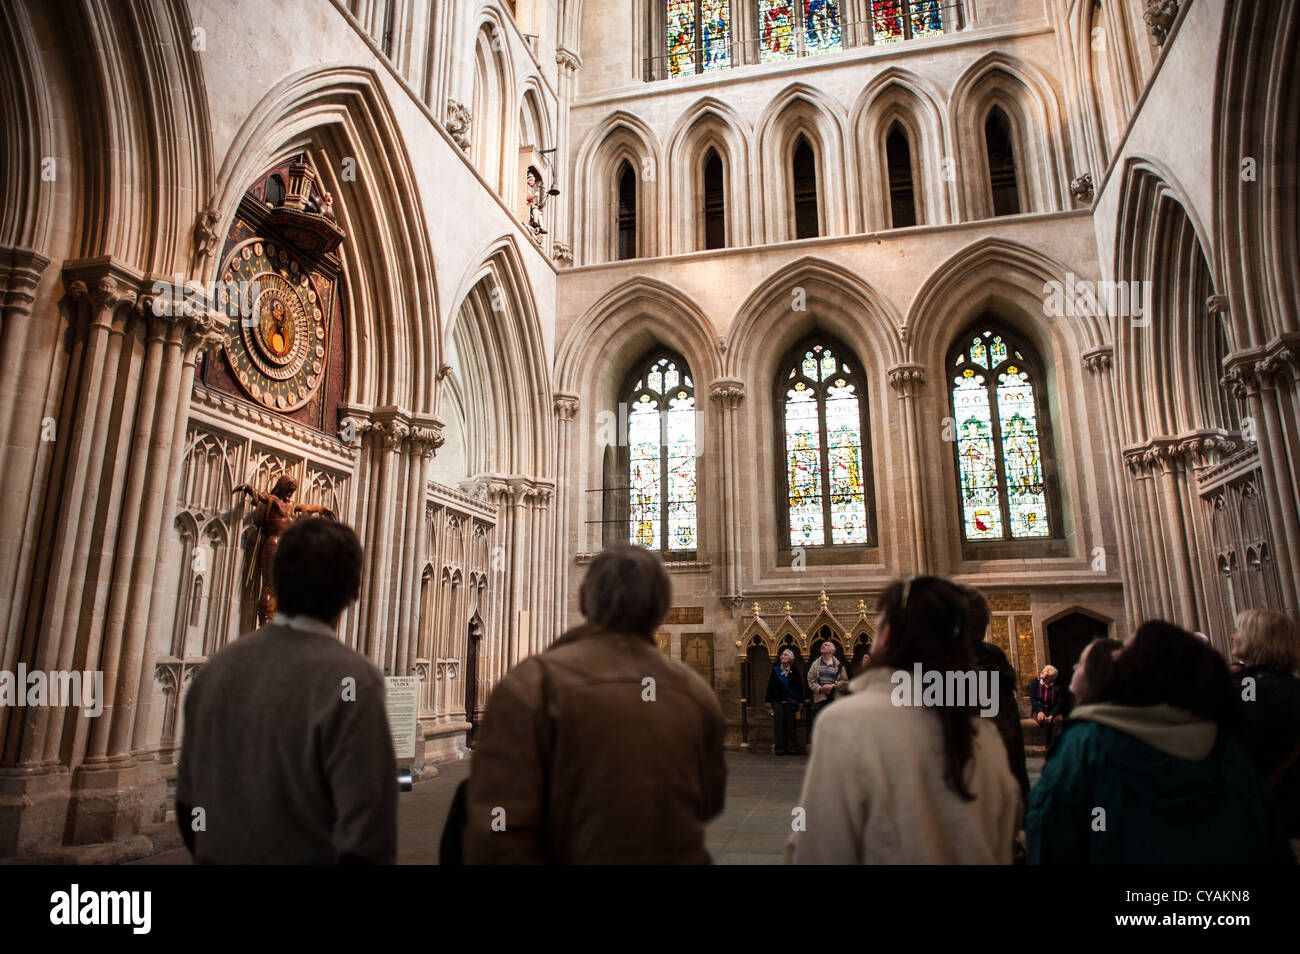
0, 0, 1297, 863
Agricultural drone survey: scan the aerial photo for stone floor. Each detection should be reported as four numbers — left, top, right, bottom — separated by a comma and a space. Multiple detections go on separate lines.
134, 751, 1045, 865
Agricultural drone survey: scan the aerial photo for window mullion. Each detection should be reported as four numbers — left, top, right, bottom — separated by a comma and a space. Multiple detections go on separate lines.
818, 382, 832, 545
660, 397, 670, 550
987, 371, 1012, 540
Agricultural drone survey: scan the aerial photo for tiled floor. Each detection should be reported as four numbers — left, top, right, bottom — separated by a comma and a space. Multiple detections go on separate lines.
133, 751, 1046, 865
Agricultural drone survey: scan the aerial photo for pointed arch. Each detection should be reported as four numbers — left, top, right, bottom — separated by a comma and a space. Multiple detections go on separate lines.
666, 97, 753, 252
755, 83, 849, 241
950, 52, 1068, 220
573, 110, 663, 263
850, 67, 950, 230
444, 234, 553, 477
208, 64, 440, 415
470, 14, 516, 195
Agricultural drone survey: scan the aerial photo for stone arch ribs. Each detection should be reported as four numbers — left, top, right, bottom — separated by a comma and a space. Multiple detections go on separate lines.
1060, 0, 1142, 178
1113, 160, 1224, 444
23, 0, 213, 272
666, 97, 754, 253
447, 235, 554, 479
850, 68, 952, 232
1216, 0, 1300, 347
950, 52, 1069, 221
471, 13, 517, 196
0, 1, 58, 253
210, 65, 440, 416
755, 84, 849, 243
573, 111, 663, 264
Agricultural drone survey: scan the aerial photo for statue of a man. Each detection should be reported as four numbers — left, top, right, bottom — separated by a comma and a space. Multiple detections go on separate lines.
234, 475, 336, 624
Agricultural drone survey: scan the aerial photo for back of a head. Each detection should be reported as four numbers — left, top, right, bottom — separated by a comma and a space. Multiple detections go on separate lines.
1074, 637, 1124, 706
580, 544, 671, 639
1234, 609, 1299, 671
1106, 620, 1237, 727
273, 519, 363, 623
958, 584, 991, 648
872, 575, 978, 800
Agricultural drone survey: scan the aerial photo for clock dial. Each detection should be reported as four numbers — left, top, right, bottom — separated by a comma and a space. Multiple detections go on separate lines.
220, 240, 327, 412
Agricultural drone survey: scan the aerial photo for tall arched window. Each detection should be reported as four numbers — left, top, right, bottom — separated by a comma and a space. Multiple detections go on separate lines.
792, 136, 819, 238
616, 161, 637, 260
885, 123, 917, 228
758, 1, 843, 62
779, 336, 874, 548
985, 107, 1021, 216
702, 149, 726, 249
666, 0, 731, 77
949, 325, 1058, 542
626, 352, 697, 552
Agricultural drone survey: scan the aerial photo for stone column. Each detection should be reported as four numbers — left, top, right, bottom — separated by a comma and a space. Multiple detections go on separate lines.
1084, 346, 1140, 627
552, 393, 578, 636
552, 49, 581, 267
887, 364, 927, 573
708, 379, 745, 603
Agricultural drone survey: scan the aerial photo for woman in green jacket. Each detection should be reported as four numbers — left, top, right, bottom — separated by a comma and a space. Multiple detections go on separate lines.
1027, 620, 1292, 865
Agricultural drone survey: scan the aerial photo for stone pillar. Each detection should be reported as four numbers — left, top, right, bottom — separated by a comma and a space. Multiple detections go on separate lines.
1083, 346, 1140, 627
708, 379, 744, 603
887, 363, 927, 573
552, 49, 581, 266
553, 393, 578, 635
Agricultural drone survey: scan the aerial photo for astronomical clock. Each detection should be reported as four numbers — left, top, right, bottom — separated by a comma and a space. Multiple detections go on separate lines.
198, 155, 347, 434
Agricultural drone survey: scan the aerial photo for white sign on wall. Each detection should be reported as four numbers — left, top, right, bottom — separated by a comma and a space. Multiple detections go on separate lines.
384, 676, 419, 760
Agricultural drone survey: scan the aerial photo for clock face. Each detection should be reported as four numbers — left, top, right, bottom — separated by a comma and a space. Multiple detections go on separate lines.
220, 240, 328, 412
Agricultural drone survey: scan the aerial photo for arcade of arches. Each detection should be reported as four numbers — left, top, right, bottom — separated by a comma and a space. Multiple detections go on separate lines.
0, 0, 1297, 859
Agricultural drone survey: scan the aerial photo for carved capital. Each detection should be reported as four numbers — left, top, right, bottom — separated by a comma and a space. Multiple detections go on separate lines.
409, 418, 446, 458
1143, 0, 1179, 45
708, 377, 745, 409
1081, 345, 1114, 375
555, 48, 582, 72
551, 241, 573, 267
0, 245, 51, 316
887, 363, 926, 394
553, 392, 580, 421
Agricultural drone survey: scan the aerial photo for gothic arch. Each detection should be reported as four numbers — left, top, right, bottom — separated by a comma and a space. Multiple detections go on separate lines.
726, 256, 904, 381
573, 111, 663, 263
665, 97, 754, 252
1113, 160, 1224, 441
0, 1, 59, 253
755, 84, 849, 241
950, 52, 1068, 220
444, 234, 553, 478
208, 65, 441, 416
850, 67, 951, 230
471, 13, 517, 195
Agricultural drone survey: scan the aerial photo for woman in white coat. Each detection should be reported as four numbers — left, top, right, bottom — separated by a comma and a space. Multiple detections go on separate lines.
787, 576, 1022, 864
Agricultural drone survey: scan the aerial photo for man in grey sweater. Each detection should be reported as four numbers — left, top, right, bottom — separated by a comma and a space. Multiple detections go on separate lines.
176, 519, 396, 864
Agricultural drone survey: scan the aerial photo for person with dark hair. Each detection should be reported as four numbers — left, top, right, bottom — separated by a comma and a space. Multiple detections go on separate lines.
1230, 610, 1300, 843
787, 576, 1021, 864
177, 519, 397, 864
1027, 619, 1292, 864
1029, 665, 1066, 750
463, 544, 726, 863
1068, 637, 1123, 707
765, 647, 807, 756
959, 584, 1030, 805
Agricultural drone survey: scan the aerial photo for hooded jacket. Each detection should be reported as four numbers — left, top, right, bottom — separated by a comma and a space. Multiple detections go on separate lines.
1027, 703, 1292, 864
463, 621, 726, 864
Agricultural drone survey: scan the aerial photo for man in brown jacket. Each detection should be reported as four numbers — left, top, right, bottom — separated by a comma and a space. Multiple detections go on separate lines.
464, 544, 727, 864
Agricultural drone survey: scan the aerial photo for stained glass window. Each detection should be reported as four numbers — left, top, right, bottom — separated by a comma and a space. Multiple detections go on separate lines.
666, 1, 731, 77
781, 338, 871, 547
759, 1, 841, 62
950, 327, 1052, 542
870, 0, 942, 45
627, 354, 697, 551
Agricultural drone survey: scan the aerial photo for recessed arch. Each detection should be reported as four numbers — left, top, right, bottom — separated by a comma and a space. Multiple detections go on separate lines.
755, 83, 849, 241
666, 97, 753, 252
573, 110, 663, 263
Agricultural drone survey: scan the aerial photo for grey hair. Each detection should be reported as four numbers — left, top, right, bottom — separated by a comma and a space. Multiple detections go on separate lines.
580, 544, 672, 638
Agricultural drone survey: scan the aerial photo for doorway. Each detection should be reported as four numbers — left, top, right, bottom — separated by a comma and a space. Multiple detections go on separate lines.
465, 616, 482, 748
1046, 612, 1108, 704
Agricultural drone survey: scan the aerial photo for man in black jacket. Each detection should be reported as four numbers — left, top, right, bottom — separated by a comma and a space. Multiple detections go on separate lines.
1030, 665, 1066, 750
